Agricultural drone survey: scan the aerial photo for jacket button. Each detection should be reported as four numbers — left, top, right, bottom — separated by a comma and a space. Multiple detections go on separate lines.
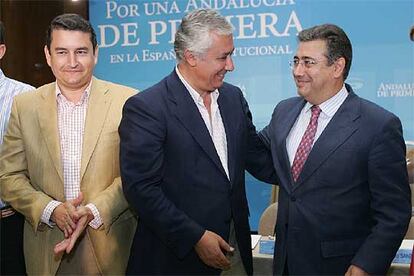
290, 196, 296, 202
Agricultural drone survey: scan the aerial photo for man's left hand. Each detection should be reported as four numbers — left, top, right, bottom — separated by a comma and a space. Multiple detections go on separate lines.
54, 206, 94, 255
345, 265, 369, 276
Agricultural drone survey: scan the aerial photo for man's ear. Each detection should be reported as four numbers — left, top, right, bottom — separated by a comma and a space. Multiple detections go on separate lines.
333, 57, 346, 79
183, 49, 198, 67
94, 46, 99, 65
44, 45, 52, 67
0, 44, 6, 60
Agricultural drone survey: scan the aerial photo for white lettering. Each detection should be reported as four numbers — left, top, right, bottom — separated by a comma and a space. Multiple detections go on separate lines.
98, 25, 120, 48
121, 23, 140, 46
105, 1, 139, 19
110, 54, 124, 63
144, 1, 180, 16
148, 21, 167, 45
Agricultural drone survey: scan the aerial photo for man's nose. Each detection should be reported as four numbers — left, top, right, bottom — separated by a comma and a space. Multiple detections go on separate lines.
225, 55, 234, 72
292, 62, 305, 77
68, 53, 78, 67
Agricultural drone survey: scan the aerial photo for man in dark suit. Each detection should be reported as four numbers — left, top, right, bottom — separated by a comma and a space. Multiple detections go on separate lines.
260, 24, 411, 275
119, 9, 275, 275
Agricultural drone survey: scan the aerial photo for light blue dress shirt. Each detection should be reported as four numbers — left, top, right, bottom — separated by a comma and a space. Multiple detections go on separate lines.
0, 69, 34, 207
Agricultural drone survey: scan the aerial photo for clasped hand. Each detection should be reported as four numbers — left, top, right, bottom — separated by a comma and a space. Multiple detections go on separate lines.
194, 230, 234, 271
345, 265, 370, 276
51, 192, 94, 255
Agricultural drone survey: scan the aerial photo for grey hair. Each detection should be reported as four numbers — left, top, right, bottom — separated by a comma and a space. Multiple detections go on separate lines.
298, 24, 353, 80
174, 9, 233, 62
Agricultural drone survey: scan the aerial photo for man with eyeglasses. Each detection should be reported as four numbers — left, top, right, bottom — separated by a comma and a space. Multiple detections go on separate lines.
259, 24, 411, 275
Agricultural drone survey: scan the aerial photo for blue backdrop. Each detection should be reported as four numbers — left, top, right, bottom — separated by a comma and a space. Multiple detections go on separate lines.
90, 0, 414, 230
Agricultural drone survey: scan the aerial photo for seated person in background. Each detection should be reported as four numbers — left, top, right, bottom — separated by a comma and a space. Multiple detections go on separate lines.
407, 147, 414, 184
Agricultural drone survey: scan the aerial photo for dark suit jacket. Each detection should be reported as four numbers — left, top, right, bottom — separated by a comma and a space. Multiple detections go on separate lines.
260, 84, 411, 275
119, 70, 275, 275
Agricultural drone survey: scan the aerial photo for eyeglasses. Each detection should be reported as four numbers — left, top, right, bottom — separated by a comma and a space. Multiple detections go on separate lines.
289, 58, 321, 69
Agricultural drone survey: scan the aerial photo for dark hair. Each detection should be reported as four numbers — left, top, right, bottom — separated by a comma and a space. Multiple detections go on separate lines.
298, 24, 352, 80
410, 26, 414, 42
0, 21, 5, 44
46, 13, 97, 53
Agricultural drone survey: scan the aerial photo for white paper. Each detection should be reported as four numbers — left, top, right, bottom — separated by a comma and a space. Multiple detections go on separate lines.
251, 234, 262, 249
400, 239, 414, 249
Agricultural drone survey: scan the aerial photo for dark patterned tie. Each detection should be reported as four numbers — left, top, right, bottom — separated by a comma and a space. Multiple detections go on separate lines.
291, 105, 322, 182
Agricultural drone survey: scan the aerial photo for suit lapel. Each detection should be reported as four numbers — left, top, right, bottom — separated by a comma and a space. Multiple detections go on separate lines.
293, 91, 360, 190
217, 88, 237, 183
275, 99, 305, 191
80, 78, 112, 182
37, 84, 64, 183
166, 71, 228, 179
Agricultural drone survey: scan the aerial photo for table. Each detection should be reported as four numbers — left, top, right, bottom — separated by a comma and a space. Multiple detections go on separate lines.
252, 235, 273, 275
252, 236, 412, 275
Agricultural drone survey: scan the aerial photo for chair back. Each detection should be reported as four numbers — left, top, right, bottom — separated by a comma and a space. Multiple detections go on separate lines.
258, 202, 278, 236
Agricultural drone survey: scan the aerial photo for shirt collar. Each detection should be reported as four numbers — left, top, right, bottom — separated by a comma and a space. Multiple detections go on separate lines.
55, 81, 92, 105
0, 69, 6, 88
175, 66, 219, 104
304, 84, 348, 117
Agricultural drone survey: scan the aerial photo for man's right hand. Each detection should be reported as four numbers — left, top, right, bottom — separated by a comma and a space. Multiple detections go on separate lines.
51, 193, 83, 238
194, 230, 234, 270
54, 207, 94, 255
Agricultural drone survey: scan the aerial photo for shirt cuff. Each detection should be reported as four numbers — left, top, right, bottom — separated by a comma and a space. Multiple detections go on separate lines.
85, 203, 103, 229
41, 200, 62, 227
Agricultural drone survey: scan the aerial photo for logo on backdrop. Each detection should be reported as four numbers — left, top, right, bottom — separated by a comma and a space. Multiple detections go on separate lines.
346, 77, 364, 91
95, 0, 301, 64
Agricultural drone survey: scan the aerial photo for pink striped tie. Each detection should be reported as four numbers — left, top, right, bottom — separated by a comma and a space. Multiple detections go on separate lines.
291, 105, 322, 182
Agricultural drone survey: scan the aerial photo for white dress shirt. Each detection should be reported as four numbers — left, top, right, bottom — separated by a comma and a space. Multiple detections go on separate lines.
286, 85, 349, 165
176, 67, 229, 180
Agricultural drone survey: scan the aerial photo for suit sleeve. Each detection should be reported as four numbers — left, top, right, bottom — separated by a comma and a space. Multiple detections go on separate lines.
86, 176, 129, 230
0, 99, 54, 231
119, 95, 205, 259
259, 103, 279, 150
241, 94, 277, 184
85, 89, 137, 231
351, 115, 411, 274
259, 124, 272, 150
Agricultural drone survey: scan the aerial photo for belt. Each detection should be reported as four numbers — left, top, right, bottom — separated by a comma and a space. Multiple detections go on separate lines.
0, 206, 16, 219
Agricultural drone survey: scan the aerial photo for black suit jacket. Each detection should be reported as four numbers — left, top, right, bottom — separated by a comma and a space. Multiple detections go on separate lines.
260, 84, 411, 275
120, 70, 275, 275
